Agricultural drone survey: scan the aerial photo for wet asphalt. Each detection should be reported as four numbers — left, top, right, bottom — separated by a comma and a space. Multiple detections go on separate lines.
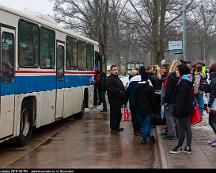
0, 110, 160, 169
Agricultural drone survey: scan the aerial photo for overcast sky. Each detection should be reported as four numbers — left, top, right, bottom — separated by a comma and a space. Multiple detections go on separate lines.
0, 0, 54, 15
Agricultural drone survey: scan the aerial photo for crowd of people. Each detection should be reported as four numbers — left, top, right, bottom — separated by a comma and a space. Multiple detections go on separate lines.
94, 60, 216, 155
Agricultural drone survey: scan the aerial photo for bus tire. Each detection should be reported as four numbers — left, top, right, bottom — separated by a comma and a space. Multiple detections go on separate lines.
16, 101, 33, 146
76, 100, 85, 119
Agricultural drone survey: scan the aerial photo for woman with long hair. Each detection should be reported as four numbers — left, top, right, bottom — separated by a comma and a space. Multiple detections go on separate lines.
163, 60, 182, 140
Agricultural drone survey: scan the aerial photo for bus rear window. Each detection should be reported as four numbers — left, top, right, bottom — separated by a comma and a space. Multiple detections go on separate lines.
18, 20, 39, 67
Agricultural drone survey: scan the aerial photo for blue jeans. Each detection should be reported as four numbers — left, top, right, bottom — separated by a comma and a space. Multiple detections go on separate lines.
138, 114, 151, 140
196, 94, 204, 114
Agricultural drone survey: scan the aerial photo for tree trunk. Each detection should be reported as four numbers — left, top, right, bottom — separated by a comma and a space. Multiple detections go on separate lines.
152, 0, 160, 65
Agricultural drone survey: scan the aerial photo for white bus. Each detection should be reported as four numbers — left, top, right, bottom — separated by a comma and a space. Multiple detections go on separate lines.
0, 4, 99, 146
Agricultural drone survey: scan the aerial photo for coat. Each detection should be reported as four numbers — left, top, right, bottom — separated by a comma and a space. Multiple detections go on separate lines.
174, 78, 194, 119
135, 81, 155, 116
208, 72, 216, 107
164, 72, 179, 104
125, 75, 140, 107
98, 73, 107, 92
105, 74, 125, 102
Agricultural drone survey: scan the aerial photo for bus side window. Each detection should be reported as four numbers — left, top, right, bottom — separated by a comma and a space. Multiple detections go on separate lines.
66, 36, 78, 70
18, 19, 39, 68
77, 41, 86, 71
40, 27, 55, 69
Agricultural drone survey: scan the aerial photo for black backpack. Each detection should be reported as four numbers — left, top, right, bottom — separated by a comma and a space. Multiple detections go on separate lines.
199, 74, 208, 92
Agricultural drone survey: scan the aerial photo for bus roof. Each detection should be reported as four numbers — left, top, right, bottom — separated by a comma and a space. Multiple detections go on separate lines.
0, 4, 99, 46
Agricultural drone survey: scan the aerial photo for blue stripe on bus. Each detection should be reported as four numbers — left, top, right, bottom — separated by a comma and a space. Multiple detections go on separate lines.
0, 75, 94, 96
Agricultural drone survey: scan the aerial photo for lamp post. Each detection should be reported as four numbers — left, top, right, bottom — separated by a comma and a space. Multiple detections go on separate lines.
183, 0, 187, 61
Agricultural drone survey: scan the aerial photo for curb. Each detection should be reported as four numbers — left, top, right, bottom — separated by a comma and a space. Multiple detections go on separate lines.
155, 126, 168, 168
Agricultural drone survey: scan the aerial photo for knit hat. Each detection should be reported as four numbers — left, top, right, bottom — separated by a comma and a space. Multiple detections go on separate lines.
139, 66, 148, 81
177, 64, 190, 76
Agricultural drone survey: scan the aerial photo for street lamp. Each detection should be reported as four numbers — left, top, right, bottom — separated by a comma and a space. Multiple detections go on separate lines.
120, 57, 124, 73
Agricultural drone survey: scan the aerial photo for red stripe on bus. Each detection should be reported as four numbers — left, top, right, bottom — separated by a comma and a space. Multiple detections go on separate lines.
15, 70, 56, 74
15, 70, 95, 75
64, 71, 95, 75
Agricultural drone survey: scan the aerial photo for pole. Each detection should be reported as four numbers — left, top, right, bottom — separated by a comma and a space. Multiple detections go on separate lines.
183, 0, 187, 61
204, 40, 206, 65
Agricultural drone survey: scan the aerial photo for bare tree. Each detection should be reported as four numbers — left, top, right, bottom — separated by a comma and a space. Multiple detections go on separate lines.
51, 0, 110, 62
125, 0, 195, 64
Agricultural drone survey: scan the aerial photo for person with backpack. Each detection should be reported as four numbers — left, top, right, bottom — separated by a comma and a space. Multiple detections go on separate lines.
135, 67, 156, 144
125, 68, 141, 136
169, 64, 194, 154
207, 63, 216, 146
194, 61, 207, 114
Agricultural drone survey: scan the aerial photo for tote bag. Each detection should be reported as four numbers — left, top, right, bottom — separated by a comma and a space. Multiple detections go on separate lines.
190, 98, 202, 126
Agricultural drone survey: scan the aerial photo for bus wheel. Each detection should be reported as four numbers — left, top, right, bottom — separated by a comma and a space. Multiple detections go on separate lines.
16, 101, 33, 146
76, 100, 85, 119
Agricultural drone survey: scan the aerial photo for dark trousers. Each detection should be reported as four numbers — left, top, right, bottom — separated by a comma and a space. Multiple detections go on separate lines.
209, 113, 216, 134
130, 105, 140, 133
94, 87, 99, 106
99, 90, 107, 111
177, 116, 192, 148
109, 99, 122, 130
164, 104, 177, 137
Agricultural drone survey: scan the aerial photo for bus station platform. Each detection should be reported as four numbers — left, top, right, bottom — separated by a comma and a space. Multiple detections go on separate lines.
156, 115, 216, 168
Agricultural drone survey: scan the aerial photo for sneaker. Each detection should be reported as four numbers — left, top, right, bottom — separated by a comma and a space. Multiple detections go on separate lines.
141, 139, 147, 144
208, 139, 216, 144
163, 135, 177, 140
117, 128, 124, 132
150, 136, 156, 144
211, 142, 216, 147
111, 130, 118, 134
100, 110, 107, 113
169, 146, 183, 154
183, 146, 192, 154
134, 132, 141, 136
161, 132, 168, 136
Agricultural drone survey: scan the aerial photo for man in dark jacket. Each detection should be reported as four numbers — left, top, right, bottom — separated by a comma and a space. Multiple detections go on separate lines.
125, 67, 145, 136
98, 72, 107, 112
106, 65, 125, 134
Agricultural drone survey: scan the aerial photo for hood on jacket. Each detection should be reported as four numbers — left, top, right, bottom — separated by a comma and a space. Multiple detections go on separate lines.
181, 74, 193, 82
129, 75, 141, 83
138, 79, 153, 86
180, 74, 193, 88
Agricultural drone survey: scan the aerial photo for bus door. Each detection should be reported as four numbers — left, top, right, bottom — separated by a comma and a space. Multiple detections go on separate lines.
0, 26, 15, 138
55, 41, 65, 119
